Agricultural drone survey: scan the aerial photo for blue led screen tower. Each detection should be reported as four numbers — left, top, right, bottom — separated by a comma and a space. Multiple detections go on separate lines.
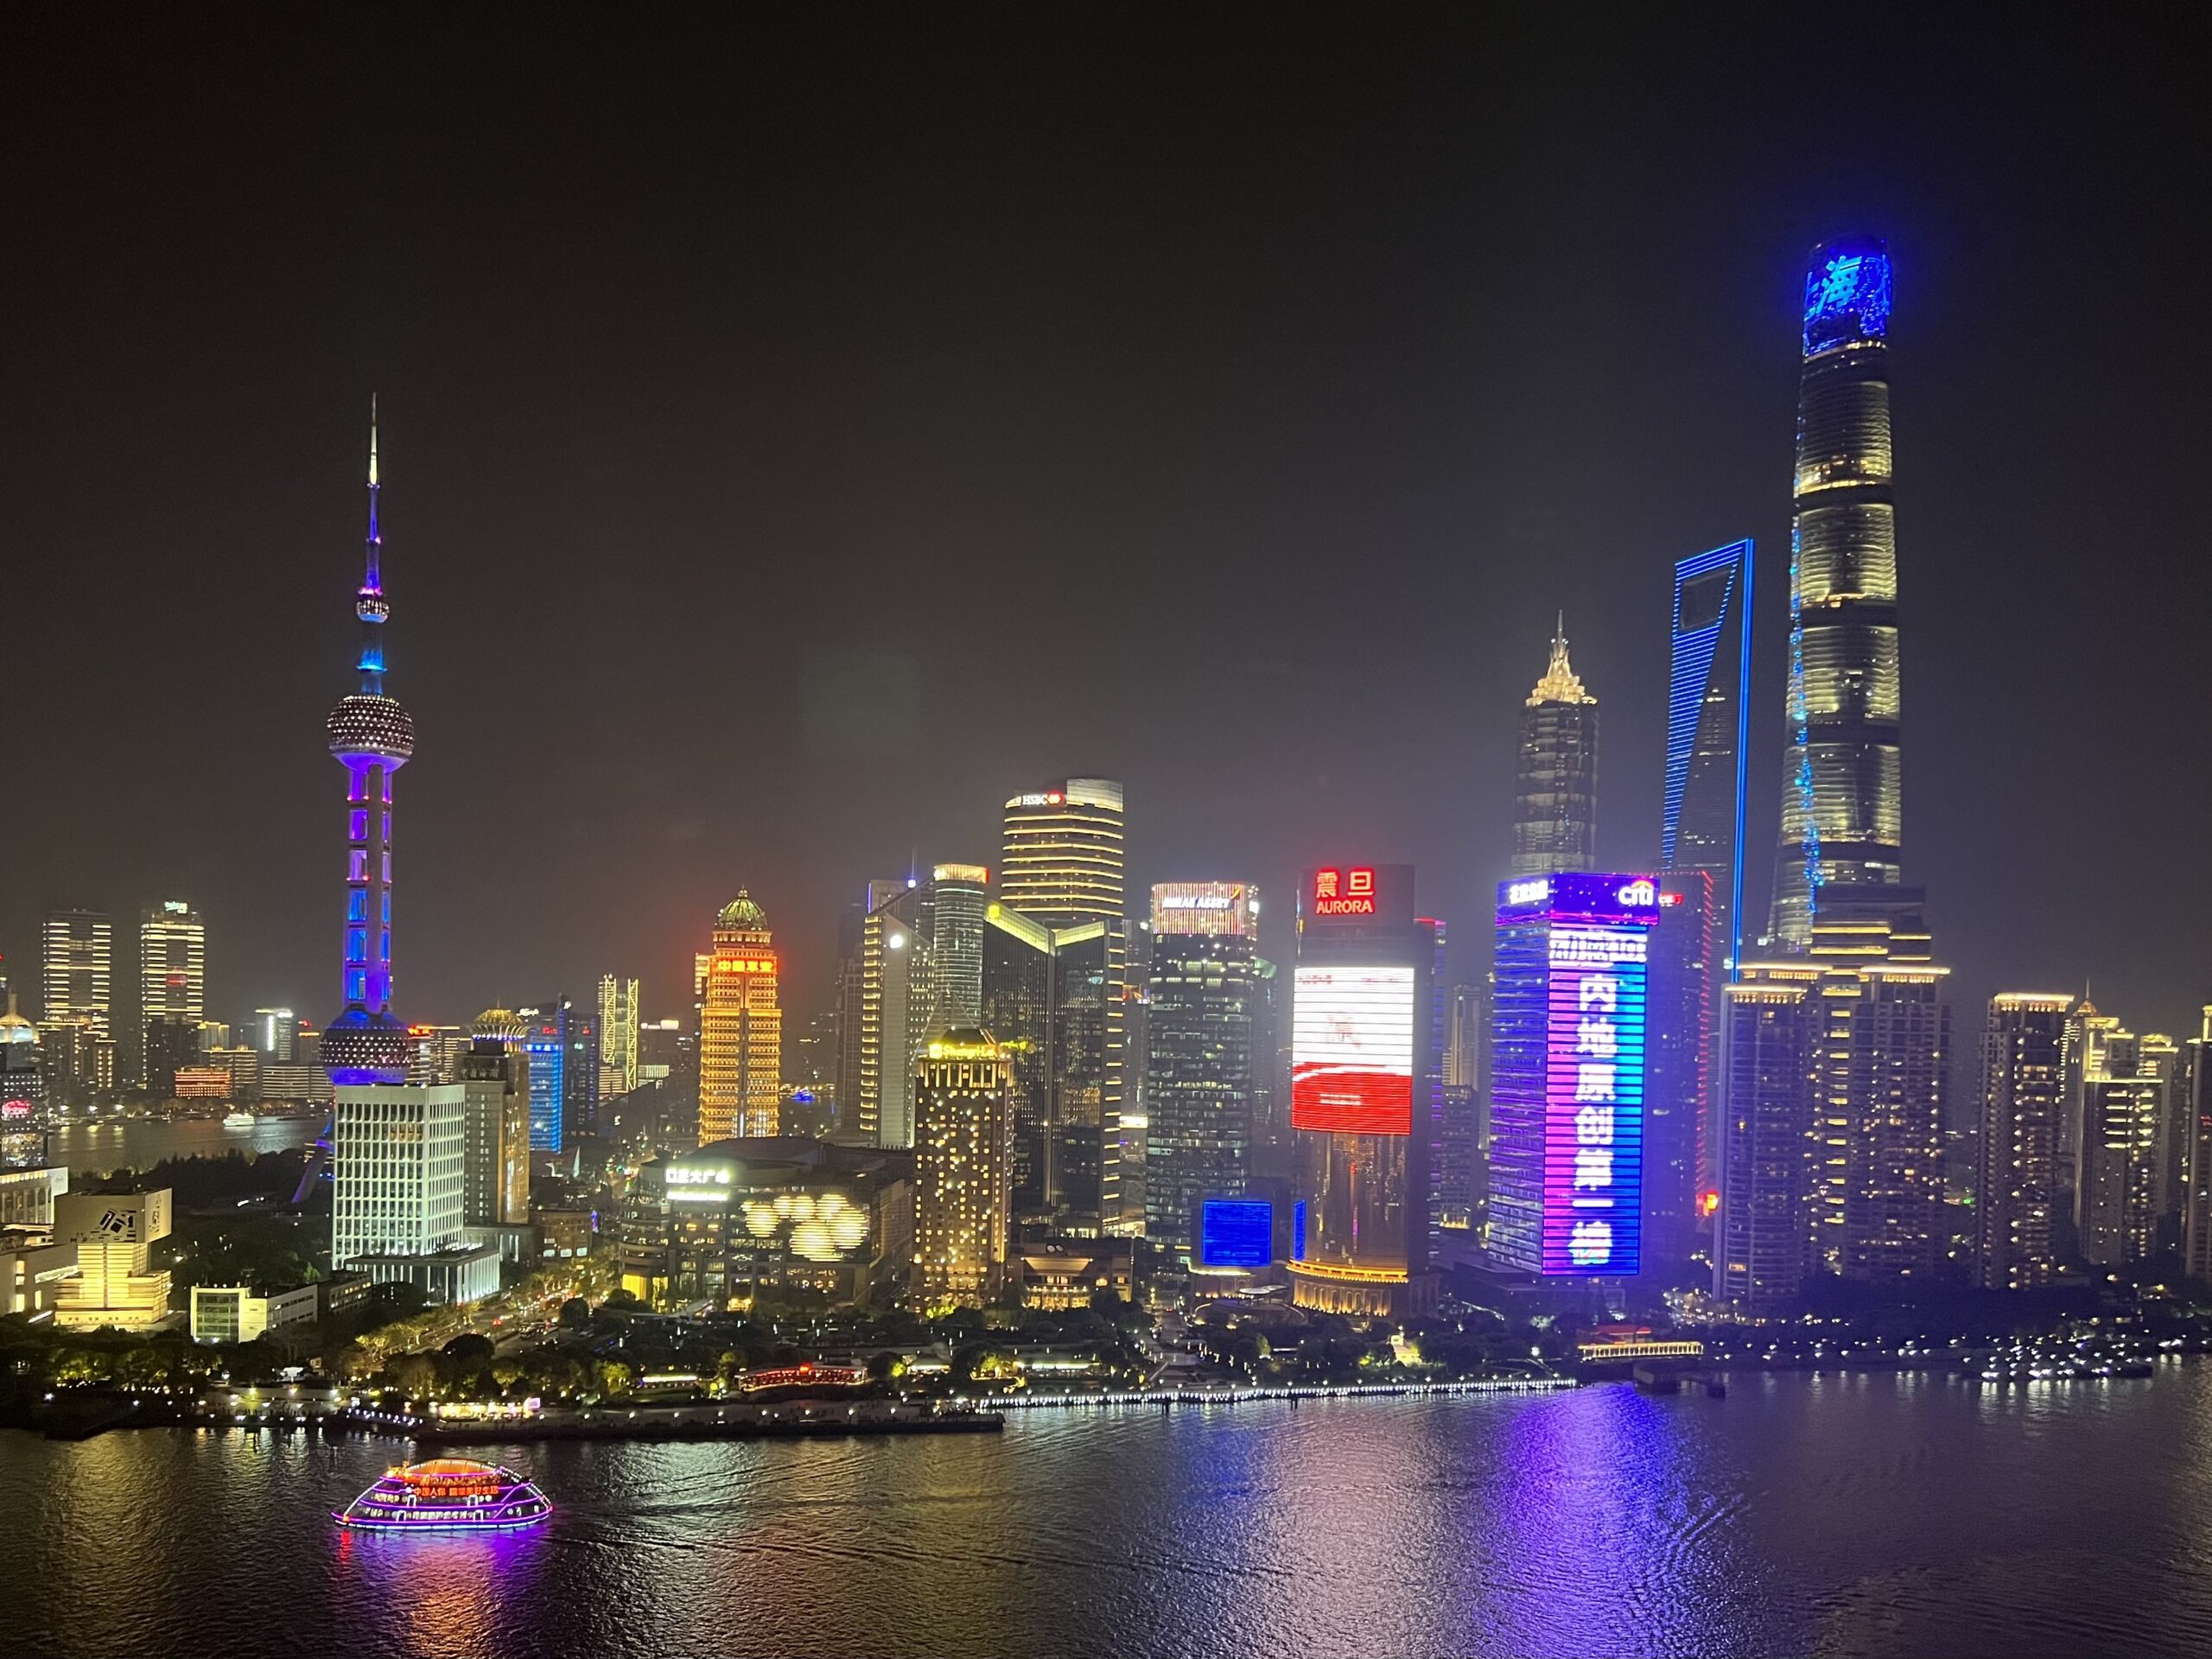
1663, 540, 1753, 976
1771, 238, 1902, 950
321, 404, 415, 1086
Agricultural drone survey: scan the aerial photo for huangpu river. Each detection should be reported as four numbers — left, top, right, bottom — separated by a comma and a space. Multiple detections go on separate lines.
5, 1367, 2210, 1657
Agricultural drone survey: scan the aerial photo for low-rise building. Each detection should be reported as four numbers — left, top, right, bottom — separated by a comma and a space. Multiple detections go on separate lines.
619, 1137, 912, 1309
1015, 1240, 1135, 1310
189, 1282, 321, 1344
53, 1189, 173, 1330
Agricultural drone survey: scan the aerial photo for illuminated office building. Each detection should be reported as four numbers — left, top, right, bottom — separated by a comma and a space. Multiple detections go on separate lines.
1001, 779, 1124, 925
2183, 1009, 2212, 1281
2078, 1076, 2159, 1266
1, 991, 47, 1169
620, 1138, 911, 1309
1288, 864, 1441, 1315
41, 909, 111, 1039
853, 866, 995, 1151
1142, 883, 1261, 1260
699, 892, 782, 1142
139, 901, 206, 1086
1772, 237, 1905, 949
1714, 903, 1950, 1308
2140, 1030, 2186, 1229
1644, 873, 1713, 1273
1510, 626, 1599, 877
251, 1008, 296, 1061
1437, 979, 1488, 1233
855, 879, 925, 1149
54, 1188, 172, 1330
980, 902, 1130, 1230
460, 1009, 531, 1226
520, 1001, 573, 1152
1664, 541, 1755, 975
1974, 993, 2072, 1290
599, 976, 640, 1101
930, 865, 989, 1028
910, 1030, 1014, 1310
1713, 965, 1821, 1313
1490, 873, 1657, 1280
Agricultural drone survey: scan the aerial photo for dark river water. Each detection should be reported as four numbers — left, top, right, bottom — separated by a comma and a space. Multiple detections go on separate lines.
5, 1368, 2209, 1657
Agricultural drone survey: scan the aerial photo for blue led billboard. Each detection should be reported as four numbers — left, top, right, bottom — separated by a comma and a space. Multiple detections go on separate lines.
1198, 1198, 1274, 1269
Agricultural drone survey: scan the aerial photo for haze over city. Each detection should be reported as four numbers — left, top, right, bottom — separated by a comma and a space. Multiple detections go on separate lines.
7, 10, 2203, 1032
8, 12, 2212, 1659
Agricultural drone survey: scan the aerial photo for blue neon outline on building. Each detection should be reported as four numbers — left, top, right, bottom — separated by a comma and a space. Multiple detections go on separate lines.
1662, 538, 1755, 978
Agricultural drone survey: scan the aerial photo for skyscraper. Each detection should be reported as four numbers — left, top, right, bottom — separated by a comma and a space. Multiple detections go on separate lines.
321, 406, 495, 1305
1713, 966, 1821, 1313
1489, 873, 1658, 1279
2183, 1009, 2212, 1282
1772, 237, 1904, 949
138, 900, 206, 1086
698, 892, 781, 1141
1975, 993, 2072, 1290
41, 909, 111, 1037
1715, 900, 1951, 1306
2078, 1075, 2159, 1266
1510, 625, 1599, 877
1644, 873, 1714, 1274
599, 976, 640, 1101
1289, 864, 1442, 1315
928, 864, 989, 1030
855, 878, 925, 1149
910, 1029, 1014, 1311
460, 1008, 531, 1227
1663, 540, 1754, 976
1001, 779, 1125, 925
1142, 882, 1261, 1261
1, 988, 47, 1170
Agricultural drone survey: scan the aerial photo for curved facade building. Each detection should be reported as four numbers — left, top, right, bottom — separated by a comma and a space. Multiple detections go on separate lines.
1771, 237, 1902, 950
1000, 779, 1124, 925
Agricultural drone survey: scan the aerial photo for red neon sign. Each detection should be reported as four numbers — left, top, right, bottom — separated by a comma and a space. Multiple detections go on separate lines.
1310, 867, 1377, 917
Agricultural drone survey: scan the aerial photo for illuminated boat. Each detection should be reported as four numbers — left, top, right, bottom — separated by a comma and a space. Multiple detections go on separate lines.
333, 1458, 551, 1531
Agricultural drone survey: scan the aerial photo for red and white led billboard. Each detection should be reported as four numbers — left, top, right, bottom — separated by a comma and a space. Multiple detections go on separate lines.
1291, 964, 1415, 1135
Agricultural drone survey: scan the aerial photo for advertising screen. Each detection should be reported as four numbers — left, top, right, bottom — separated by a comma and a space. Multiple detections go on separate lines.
1541, 921, 1648, 1275
1291, 964, 1415, 1135
1198, 1198, 1274, 1269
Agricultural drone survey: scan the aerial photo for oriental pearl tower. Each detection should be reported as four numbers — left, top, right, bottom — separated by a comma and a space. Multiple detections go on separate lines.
319, 402, 416, 1085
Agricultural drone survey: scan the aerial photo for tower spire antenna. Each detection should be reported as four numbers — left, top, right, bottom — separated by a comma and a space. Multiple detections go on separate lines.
364, 395, 382, 594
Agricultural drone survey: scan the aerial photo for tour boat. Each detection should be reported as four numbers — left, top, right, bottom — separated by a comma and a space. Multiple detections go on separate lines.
222, 1109, 257, 1128
333, 1459, 551, 1531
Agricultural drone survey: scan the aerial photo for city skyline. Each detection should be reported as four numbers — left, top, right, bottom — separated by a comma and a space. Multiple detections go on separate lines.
6, 12, 2205, 1044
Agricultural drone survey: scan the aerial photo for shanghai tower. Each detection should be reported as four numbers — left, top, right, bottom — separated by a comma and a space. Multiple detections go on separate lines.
1770, 237, 1902, 950
320, 404, 416, 1084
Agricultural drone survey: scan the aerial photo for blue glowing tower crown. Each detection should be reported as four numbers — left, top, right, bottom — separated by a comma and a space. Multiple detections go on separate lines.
322, 399, 414, 1084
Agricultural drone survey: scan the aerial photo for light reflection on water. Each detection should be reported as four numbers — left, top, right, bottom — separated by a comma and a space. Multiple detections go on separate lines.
5, 1368, 2211, 1656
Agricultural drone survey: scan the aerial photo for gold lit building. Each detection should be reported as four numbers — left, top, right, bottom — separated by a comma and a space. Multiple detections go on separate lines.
699, 892, 782, 1142
1000, 779, 1124, 926
911, 1030, 1014, 1311
54, 1188, 174, 1330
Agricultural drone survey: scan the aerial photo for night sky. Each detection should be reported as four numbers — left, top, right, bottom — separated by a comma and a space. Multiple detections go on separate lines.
8, 10, 2206, 1044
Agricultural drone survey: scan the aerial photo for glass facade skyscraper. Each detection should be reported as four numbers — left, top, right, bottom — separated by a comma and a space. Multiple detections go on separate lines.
1664, 540, 1753, 975
1772, 237, 1904, 949
1489, 873, 1658, 1278
1141, 883, 1261, 1260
